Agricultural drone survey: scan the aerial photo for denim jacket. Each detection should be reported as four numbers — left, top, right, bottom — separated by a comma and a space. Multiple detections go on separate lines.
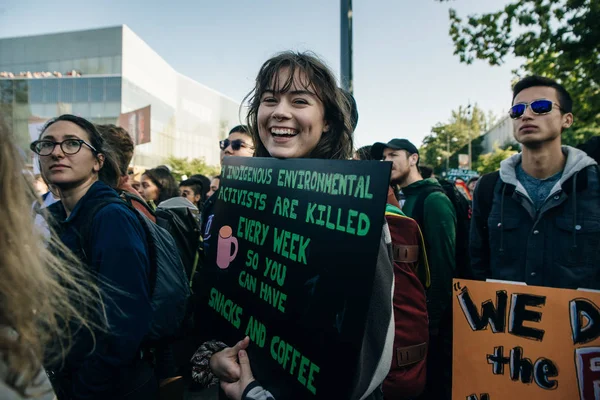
470, 146, 600, 290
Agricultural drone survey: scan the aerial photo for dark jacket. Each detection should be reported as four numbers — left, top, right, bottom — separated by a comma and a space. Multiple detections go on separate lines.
400, 178, 456, 334
47, 181, 154, 399
470, 146, 600, 290
200, 188, 218, 252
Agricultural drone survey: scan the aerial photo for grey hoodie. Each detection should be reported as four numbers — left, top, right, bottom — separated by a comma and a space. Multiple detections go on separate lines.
499, 146, 597, 211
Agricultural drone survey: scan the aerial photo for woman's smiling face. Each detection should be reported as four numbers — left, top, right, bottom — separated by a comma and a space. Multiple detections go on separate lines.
257, 67, 329, 159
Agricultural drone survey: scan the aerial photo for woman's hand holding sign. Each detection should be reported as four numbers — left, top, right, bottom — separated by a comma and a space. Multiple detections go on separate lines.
210, 336, 250, 382
221, 346, 257, 400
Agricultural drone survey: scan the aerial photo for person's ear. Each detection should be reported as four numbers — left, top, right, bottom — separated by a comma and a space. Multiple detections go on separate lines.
94, 153, 105, 173
409, 154, 419, 167
562, 112, 574, 130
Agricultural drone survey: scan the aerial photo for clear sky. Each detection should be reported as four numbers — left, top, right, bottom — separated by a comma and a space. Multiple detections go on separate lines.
0, 0, 520, 148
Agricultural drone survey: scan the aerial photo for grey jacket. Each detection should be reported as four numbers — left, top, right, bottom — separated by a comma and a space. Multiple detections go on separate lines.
470, 146, 600, 289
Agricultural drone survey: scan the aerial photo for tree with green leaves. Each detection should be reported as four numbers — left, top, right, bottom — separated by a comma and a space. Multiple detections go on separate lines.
438, 0, 599, 145
165, 155, 220, 182
476, 145, 518, 174
420, 104, 494, 173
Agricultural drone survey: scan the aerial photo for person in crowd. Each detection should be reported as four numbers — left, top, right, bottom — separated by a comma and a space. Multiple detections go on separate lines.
353, 145, 372, 161
353, 144, 404, 211
192, 51, 394, 400
466, 176, 479, 196
0, 119, 103, 400
206, 175, 220, 198
220, 125, 255, 165
454, 178, 472, 201
352, 117, 429, 399
372, 139, 456, 400
471, 75, 600, 290
31, 114, 158, 399
201, 125, 254, 247
189, 174, 211, 203
419, 165, 434, 179
97, 124, 155, 222
130, 169, 142, 193
179, 178, 204, 210
141, 166, 179, 209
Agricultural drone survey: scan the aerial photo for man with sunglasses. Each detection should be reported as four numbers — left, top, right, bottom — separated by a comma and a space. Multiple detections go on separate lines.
471, 75, 600, 291
201, 125, 254, 247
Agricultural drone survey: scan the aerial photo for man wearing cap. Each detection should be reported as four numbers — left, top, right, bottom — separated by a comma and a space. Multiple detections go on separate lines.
372, 139, 456, 400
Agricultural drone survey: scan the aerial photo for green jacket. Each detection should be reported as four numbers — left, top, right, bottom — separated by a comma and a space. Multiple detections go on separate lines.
401, 178, 456, 334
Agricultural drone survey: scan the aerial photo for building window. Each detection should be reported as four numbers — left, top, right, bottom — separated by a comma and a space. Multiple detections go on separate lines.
90, 79, 104, 102
44, 80, 58, 103
105, 77, 121, 101
59, 79, 75, 103
75, 79, 89, 102
28, 80, 43, 103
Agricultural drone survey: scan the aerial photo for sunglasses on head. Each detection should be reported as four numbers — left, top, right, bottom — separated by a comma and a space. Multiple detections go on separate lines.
509, 99, 562, 119
219, 139, 251, 151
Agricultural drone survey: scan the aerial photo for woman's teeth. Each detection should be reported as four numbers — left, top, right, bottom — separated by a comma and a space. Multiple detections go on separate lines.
271, 128, 298, 137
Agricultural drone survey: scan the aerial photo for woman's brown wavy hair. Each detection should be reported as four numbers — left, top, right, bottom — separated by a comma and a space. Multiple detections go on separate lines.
244, 51, 353, 160
0, 120, 103, 396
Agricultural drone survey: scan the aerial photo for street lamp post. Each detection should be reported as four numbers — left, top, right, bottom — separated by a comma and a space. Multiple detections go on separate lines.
340, 0, 353, 93
466, 102, 473, 170
446, 135, 458, 174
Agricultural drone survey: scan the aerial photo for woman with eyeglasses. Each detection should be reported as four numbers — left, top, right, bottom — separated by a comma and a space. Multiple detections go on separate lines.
191, 52, 394, 400
30, 114, 158, 399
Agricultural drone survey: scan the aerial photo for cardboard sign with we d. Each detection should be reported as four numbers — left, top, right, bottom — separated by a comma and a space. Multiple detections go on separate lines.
453, 279, 600, 400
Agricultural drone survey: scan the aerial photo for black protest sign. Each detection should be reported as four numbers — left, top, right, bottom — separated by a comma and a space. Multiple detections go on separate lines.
199, 157, 391, 399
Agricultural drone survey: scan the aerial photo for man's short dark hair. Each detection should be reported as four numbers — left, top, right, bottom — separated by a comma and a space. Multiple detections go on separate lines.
179, 179, 203, 197
512, 75, 573, 113
229, 125, 249, 135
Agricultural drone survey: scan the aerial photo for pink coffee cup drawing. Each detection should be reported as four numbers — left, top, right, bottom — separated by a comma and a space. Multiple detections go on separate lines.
216, 226, 238, 269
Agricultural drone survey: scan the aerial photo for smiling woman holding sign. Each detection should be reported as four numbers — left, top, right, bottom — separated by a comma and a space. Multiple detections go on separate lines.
191, 52, 395, 400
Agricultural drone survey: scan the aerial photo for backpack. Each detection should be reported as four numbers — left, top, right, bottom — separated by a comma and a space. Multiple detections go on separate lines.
382, 203, 429, 399
411, 179, 473, 279
475, 171, 500, 238
120, 191, 203, 288
78, 197, 191, 342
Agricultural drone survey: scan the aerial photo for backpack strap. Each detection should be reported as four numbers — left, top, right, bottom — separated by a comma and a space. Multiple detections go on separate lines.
475, 171, 500, 233
77, 197, 158, 296
384, 203, 431, 288
118, 190, 156, 216
77, 197, 124, 265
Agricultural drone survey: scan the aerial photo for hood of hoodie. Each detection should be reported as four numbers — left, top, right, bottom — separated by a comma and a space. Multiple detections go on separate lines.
499, 146, 597, 202
402, 177, 442, 195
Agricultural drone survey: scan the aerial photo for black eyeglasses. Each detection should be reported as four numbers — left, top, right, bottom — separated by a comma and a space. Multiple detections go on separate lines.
30, 139, 98, 156
219, 139, 253, 151
509, 99, 562, 119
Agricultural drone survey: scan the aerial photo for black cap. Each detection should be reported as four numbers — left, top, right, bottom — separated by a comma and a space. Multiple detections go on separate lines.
371, 139, 419, 161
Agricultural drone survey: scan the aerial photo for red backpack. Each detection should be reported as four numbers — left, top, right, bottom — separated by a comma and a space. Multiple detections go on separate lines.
383, 201, 430, 399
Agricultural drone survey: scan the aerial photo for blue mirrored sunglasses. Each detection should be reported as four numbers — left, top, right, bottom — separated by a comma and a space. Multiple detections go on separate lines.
509, 99, 562, 119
